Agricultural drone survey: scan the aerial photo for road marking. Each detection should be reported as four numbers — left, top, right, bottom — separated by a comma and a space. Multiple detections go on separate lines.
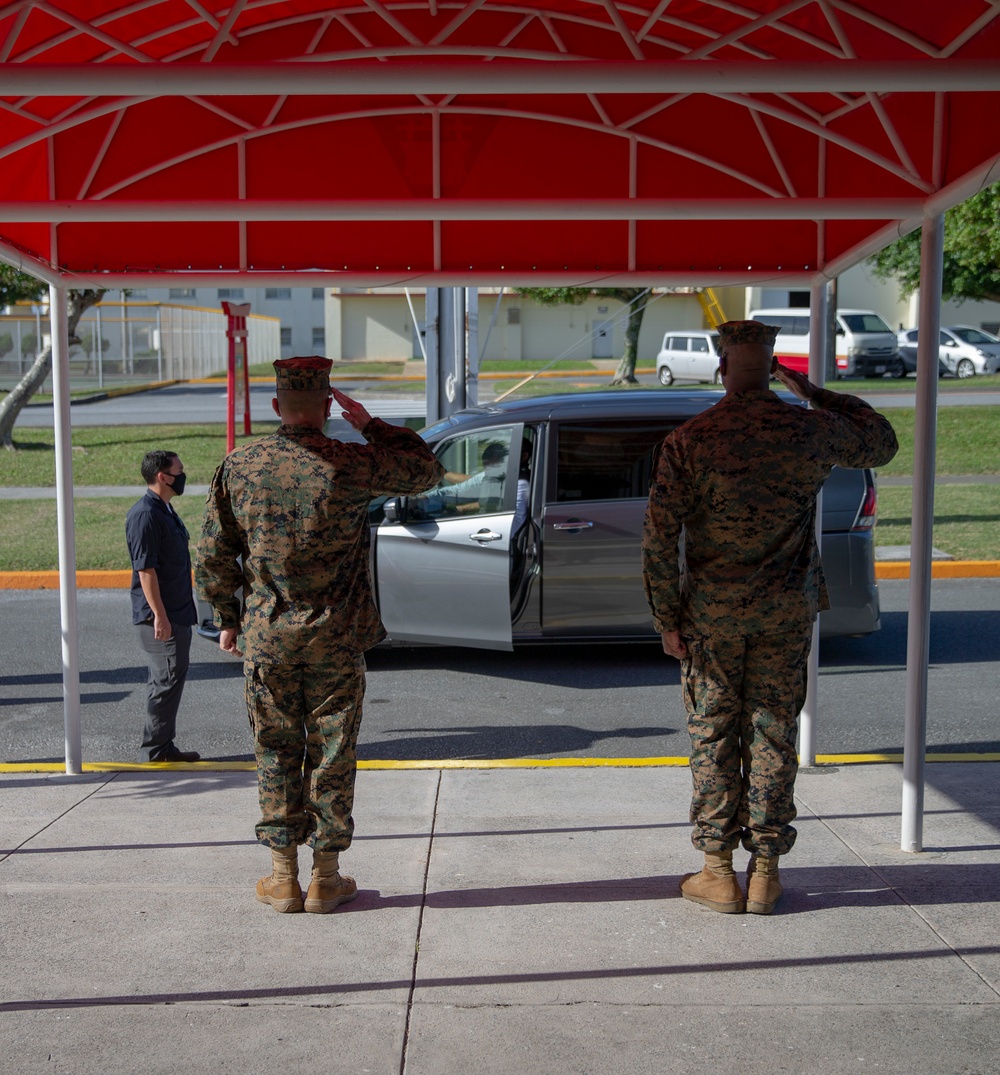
2, 753, 999, 774
3, 562, 999, 588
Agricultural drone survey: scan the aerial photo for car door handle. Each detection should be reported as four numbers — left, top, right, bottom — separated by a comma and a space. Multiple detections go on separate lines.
552, 519, 594, 531
470, 528, 503, 543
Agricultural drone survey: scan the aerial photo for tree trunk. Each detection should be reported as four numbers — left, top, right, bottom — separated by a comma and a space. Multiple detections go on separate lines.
0, 290, 103, 450
609, 297, 646, 385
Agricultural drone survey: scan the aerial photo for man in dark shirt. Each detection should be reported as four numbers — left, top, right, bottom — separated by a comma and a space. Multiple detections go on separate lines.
126, 450, 200, 763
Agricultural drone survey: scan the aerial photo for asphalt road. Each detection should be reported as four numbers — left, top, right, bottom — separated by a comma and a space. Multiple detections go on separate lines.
13, 379, 1000, 429
1, 578, 997, 766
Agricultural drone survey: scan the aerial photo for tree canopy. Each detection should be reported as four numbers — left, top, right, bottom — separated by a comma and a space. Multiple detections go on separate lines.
868, 182, 1000, 304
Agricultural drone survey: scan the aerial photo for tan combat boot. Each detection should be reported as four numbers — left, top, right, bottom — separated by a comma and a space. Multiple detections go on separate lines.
256, 846, 303, 913
679, 850, 745, 914
746, 854, 782, 915
304, 850, 358, 914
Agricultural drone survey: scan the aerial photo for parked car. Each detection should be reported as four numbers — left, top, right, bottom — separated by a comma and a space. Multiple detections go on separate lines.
377, 391, 886, 649
892, 330, 948, 377
655, 330, 721, 385
897, 326, 1000, 379
198, 391, 886, 651
749, 307, 899, 378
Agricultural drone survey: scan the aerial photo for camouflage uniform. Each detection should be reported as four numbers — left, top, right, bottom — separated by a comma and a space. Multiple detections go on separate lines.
196, 409, 443, 852
642, 386, 898, 857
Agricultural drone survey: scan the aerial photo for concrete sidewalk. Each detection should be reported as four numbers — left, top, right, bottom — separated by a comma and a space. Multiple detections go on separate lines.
3, 763, 999, 1074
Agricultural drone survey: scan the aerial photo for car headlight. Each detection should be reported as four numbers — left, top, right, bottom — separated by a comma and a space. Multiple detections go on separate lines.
847, 346, 862, 356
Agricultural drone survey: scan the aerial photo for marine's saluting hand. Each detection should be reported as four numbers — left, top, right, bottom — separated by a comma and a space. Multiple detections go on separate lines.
772, 363, 819, 402
333, 387, 373, 432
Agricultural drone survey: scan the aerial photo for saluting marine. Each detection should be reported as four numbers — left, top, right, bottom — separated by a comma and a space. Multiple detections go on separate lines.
642, 320, 898, 915
196, 357, 443, 913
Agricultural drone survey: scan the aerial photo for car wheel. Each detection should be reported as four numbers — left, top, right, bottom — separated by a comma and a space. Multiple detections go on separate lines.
712, 367, 722, 384
658, 366, 674, 386
956, 358, 976, 378
887, 357, 906, 379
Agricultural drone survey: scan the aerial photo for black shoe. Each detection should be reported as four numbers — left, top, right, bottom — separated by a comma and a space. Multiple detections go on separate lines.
158, 746, 201, 763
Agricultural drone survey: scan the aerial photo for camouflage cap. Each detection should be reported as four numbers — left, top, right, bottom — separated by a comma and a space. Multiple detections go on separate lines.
716, 320, 780, 348
273, 356, 332, 392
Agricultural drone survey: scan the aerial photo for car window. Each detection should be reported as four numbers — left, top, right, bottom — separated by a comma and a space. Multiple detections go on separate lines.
667, 337, 687, 351
692, 337, 709, 353
408, 427, 516, 521
554, 420, 679, 502
940, 331, 956, 346
840, 313, 893, 334
950, 327, 998, 345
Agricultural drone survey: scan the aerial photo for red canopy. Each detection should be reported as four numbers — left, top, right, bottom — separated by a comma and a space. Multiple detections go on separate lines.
0, 1, 998, 288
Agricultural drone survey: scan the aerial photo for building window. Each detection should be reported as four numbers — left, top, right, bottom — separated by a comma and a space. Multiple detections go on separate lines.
265, 288, 292, 300
168, 288, 196, 299
311, 328, 325, 349
312, 288, 325, 300
128, 289, 148, 299
218, 288, 245, 300
280, 327, 292, 347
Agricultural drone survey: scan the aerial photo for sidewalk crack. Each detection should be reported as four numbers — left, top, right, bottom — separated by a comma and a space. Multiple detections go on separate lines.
398, 768, 442, 1075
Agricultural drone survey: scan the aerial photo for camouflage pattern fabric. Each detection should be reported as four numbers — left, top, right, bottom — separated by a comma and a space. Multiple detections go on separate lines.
195, 416, 442, 851
641, 387, 898, 858
196, 418, 443, 664
683, 629, 811, 856
641, 387, 899, 638
246, 652, 365, 852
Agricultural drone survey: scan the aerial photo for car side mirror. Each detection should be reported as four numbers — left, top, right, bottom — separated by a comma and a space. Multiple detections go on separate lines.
383, 497, 402, 523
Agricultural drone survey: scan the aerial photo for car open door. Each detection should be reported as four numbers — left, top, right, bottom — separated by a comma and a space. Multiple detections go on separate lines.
373, 424, 524, 650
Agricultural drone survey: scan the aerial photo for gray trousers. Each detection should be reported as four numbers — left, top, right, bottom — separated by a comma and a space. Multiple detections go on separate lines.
135, 623, 192, 761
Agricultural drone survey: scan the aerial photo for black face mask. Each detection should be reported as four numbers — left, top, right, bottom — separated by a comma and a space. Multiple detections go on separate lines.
167, 472, 187, 496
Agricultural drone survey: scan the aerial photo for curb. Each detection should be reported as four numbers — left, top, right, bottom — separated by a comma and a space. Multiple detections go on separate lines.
2, 562, 1000, 589
2, 753, 999, 773
874, 560, 1000, 578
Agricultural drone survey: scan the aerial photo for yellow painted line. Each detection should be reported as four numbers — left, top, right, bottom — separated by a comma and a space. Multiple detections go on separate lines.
0, 570, 131, 589
359, 756, 691, 769
875, 560, 1000, 579
3, 754, 1000, 774
3, 561, 1000, 590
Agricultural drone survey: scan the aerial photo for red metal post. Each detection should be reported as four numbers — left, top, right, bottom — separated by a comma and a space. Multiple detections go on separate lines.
221, 301, 252, 453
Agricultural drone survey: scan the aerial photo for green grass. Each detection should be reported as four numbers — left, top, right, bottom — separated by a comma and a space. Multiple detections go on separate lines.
0, 424, 280, 487
3, 408, 998, 485
876, 485, 1000, 561
4, 483, 997, 570
875, 406, 1000, 477
0, 495, 208, 571
480, 359, 598, 372
1, 406, 998, 568
218, 360, 408, 378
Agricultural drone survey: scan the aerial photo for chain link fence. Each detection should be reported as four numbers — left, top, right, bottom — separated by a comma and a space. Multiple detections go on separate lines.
0, 301, 280, 391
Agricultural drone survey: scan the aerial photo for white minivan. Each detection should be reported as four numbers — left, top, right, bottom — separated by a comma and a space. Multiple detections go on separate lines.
655, 329, 721, 385
749, 308, 899, 378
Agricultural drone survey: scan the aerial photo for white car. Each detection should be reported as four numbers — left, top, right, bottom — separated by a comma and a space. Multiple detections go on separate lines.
897, 326, 1000, 379
655, 330, 721, 386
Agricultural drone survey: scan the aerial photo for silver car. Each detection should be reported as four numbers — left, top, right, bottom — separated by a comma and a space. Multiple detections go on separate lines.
371, 390, 884, 651
897, 326, 1000, 379
655, 330, 721, 385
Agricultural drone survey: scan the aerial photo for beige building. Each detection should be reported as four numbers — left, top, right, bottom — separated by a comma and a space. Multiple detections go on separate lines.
324, 286, 747, 364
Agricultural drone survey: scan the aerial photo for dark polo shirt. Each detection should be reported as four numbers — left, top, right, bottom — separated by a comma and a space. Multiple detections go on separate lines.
125, 490, 198, 627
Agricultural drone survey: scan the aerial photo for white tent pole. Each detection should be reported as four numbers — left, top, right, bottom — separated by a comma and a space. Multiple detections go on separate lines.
50, 284, 83, 775
901, 214, 943, 853
798, 281, 830, 767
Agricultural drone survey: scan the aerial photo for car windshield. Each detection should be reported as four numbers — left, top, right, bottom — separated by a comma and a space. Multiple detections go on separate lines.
950, 327, 1000, 345
840, 313, 893, 334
